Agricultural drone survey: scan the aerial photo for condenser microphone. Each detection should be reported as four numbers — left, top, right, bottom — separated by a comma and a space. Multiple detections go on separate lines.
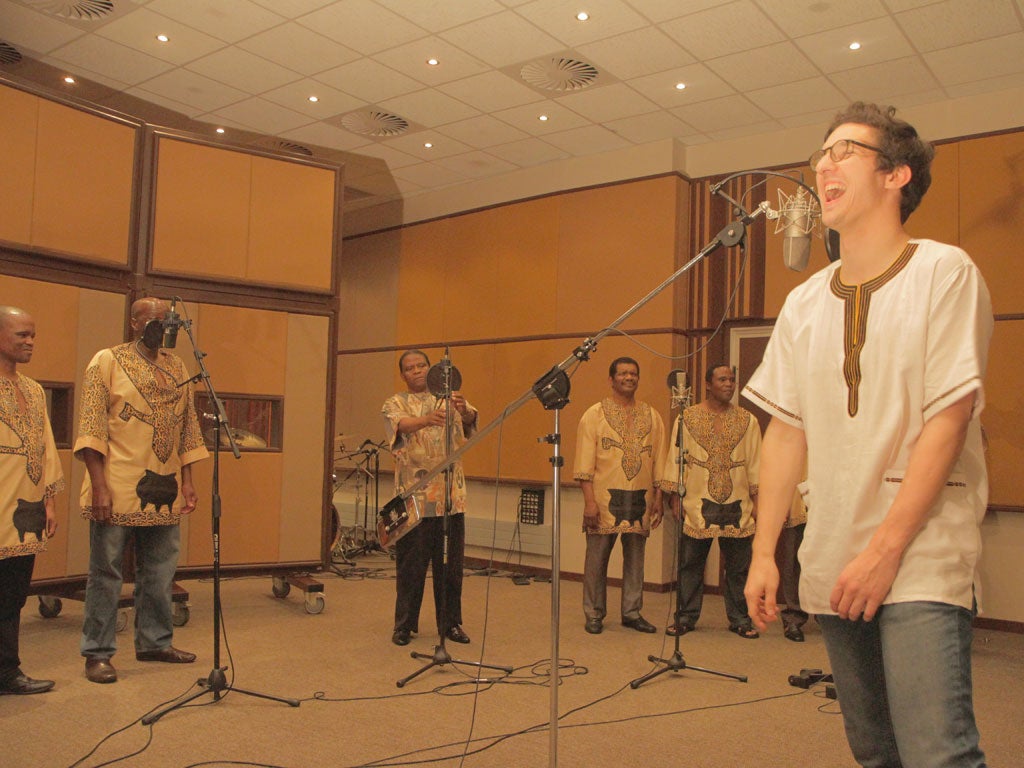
776, 187, 818, 272
667, 368, 690, 409
162, 299, 180, 349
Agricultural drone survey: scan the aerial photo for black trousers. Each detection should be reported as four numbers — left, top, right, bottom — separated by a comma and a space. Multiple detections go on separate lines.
0, 554, 36, 681
393, 514, 464, 635
675, 534, 752, 628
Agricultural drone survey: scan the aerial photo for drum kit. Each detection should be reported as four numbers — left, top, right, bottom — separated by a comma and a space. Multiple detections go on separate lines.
330, 433, 386, 562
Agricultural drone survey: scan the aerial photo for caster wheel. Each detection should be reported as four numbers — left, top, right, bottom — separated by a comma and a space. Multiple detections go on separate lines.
172, 603, 190, 627
38, 596, 63, 618
304, 594, 325, 615
116, 609, 129, 633
272, 576, 290, 598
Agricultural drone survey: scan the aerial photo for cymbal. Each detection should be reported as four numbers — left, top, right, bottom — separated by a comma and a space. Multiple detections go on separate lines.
205, 427, 267, 449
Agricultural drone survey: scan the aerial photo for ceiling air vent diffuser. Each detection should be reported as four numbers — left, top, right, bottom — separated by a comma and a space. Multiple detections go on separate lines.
0, 41, 22, 65
340, 110, 410, 137
520, 57, 600, 92
24, 0, 115, 21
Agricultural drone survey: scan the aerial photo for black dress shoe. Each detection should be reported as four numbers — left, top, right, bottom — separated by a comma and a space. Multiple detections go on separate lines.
665, 622, 694, 637
446, 625, 471, 644
392, 629, 411, 646
622, 615, 657, 633
0, 672, 55, 695
85, 657, 117, 684
584, 618, 603, 634
784, 625, 805, 642
136, 646, 196, 663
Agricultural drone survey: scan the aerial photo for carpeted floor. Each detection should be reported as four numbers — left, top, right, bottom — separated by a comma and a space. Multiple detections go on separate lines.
5, 553, 1022, 767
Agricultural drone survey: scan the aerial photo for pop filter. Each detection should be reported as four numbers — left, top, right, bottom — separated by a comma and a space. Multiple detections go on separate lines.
426, 360, 462, 397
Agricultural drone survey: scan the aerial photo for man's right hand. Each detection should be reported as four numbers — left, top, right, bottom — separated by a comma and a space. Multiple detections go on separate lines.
89, 485, 113, 523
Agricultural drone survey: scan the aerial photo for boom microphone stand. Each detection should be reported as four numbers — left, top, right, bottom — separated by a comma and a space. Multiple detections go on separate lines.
631, 372, 746, 689
397, 351, 512, 688
143, 300, 299, 724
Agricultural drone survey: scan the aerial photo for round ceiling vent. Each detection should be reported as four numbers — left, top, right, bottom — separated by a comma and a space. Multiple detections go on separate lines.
0, 41, 22, 65
272, 140, 313, 157
520, 57, 600, 92
341, 110, 409, 137
24, 0, 115, 20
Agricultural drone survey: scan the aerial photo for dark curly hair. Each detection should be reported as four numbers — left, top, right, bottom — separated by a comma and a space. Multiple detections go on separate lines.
825, 102, 935, 223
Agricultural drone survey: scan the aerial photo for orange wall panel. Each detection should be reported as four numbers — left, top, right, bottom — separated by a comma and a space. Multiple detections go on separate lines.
0, 275, 80, 383
492, 197, 560, 338
906, 142, 959, 245
983, 320, 1024, 507
152, 138, 250, 280
0, 84, 38, 246
396, 221, 449, 344
195, 303, 288, 395
248, 156, 335, 291
32, 100, 134, 264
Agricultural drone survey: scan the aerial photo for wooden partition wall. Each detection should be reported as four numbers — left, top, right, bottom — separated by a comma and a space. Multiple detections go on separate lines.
0, 77, 340, 590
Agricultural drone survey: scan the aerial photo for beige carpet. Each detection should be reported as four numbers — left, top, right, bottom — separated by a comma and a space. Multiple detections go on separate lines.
6, 555, 1022, 767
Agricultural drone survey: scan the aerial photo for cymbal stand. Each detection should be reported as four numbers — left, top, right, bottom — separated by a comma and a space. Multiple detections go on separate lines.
630, 407, 746, 689
345, 444, 383, 558
142, 299, 299, 724
397, 350, 512, 688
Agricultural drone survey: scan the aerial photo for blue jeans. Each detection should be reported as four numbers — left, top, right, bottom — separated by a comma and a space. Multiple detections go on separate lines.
818, 602, 986, 768
80, 523, 180, 659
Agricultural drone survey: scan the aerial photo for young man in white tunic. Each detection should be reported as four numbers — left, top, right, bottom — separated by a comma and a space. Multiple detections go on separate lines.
743, 102, 992, 768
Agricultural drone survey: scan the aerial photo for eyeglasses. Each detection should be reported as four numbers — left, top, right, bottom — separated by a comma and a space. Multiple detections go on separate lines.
809, 138, 885, 172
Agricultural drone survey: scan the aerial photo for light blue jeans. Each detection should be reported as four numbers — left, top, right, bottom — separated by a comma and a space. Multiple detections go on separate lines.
818, 601, 986, 768
80, 523, 180, 659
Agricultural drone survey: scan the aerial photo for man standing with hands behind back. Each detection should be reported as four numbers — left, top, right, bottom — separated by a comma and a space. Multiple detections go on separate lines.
0, 306, 63, 695
77, 297, 209, 684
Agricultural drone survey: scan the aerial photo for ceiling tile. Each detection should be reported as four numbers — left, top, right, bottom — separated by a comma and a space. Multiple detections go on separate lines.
261, 78, 365, 118
485, 137, 569, 167
374, 37, 490, 87
828, 55, 941, 102
314, 57, 422, 103
44, 35, 174, 86
554, 82, 660, 122
379, 88, 480, 127
706, 41, 818, 92
249, 0, 337, 15
374, 0, 505, 32
440, 11, 563, 68
435, 150, 519, 179
186, 47, 302, 94
435, 114, 530, 149
382, 131, 474, 161
745, 76, 847, 119
541, 124, 632, 155
0, 0, 84, 54
392, 161, 467, 187
751, 0, 889, 37
895, 0, 1022, 53
92, 7, 226, 66
944, 70, 1024, 99
133, 67, 249, 114
238, 22, 362, 76
281, 120, 373, 152
491, 99, 591, 134
604, 110, 698, 143
125, 84, 209, 120
925, 32, 1024, 86
206, 96, 313, 134
706, 118, 786, 142
146, 0, 286, 44
669, 93, 773, 133
516, 0, 649, 47
338, 140, 421, 170
577, 27, 695, 80
296, 0, 427, 55
661, 1, 784, 60
795, 16, 915, 73
628, 62, 735, 107
438, 70, 543, 112
623, 0, 723, 24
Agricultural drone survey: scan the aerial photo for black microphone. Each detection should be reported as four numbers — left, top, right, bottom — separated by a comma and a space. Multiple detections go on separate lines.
162, 299, 180, 349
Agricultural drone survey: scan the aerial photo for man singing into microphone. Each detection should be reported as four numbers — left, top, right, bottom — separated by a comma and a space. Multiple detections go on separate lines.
77, 297, 209, 684
382, 350, 477, 647
744, 103, 991, 766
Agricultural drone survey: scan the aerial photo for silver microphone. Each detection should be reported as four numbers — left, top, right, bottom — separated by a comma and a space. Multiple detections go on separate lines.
774, 187, 819, 272
162, 299, 181, 349
667, 368, 691, 409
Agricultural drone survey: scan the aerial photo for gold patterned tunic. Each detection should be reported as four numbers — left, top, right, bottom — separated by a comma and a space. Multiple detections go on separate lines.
573, 398, 668, 535
0, 374, 64, 559
662, 403, 761, 539
74, 343, 208, 526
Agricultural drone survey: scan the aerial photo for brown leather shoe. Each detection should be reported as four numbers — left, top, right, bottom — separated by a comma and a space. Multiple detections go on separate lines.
85, 657, 117, 684
136, 647, 196, 663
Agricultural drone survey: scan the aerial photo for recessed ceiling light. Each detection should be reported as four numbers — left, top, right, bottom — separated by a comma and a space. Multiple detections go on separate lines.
849, 41, 861, 50
156, 34, 169, 43
424, 142, 433, 148
675, 82, 686, 90
576, 12, 589, 21
216, 127, 225, 134
308, 95, 319, 103
63, 76, 75, 84
539, 114, 549, 121
427, 58, 439, 66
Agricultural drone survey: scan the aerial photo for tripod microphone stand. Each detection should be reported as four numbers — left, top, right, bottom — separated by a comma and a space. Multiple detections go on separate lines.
631, 374, 746, 688
143, 301, 299, 724
397, 352, 512, 688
